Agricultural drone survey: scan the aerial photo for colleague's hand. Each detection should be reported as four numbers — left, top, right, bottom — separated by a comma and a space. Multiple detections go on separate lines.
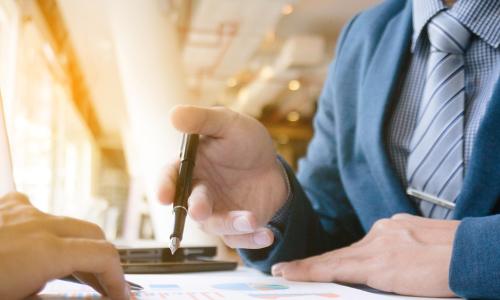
158, 105, 289, 249
271, 214, 459, 297
0, 192, 128, 300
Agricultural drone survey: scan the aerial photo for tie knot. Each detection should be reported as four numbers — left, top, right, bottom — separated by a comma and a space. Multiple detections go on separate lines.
427, 11, 471, 54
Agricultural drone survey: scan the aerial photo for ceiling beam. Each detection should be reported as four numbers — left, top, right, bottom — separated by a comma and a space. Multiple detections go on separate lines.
34, 0, 102, 139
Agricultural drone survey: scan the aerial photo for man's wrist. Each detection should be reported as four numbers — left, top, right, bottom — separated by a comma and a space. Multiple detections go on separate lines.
276, 156, 291, 202
267, 156, 294, 233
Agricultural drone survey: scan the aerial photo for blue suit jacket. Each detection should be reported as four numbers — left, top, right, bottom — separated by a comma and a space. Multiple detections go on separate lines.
241, 0, 500, 298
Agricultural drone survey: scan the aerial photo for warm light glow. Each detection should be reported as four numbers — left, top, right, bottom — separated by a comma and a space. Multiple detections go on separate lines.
226, 77, 238, 88
264, 30, 277, 44
288, 79, 301, 91
287, 111, 300, 122
282, 4, 294, 16
42, 43, 56, 63
277, 134, 290, 145
260, 66, 275, 80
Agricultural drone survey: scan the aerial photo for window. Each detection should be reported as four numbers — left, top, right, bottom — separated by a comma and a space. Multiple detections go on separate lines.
0, 2, 101, 226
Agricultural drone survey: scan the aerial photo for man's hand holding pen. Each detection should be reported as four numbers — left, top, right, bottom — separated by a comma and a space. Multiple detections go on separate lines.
158, 105, 289, 250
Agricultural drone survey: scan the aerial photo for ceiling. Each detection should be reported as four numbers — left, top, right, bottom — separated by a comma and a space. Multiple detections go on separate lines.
57, 0, 126, 147
57, 0, 380, 148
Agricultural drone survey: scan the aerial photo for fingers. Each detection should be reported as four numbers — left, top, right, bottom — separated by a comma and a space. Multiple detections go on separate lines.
350, 214, 459, 252
159, 169, 215, 221
200, 211, 258, 235
391, 213, 459, 229
222, 228, 274, 249
0, 192, 33, 212
72, 272, 106, 295
196, 210, 273, 249
169, 105, 238, 138
188, 183, 213, 221
12, 216, 106, 240
59, 239, 128, 300
46, 217, 106, 239
1, 192, 31, 205
157, 159, 180, 205
273, 252, 369, 284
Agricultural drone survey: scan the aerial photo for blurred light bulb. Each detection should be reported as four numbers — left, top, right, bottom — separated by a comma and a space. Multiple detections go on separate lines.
282, 4, 294, 16
287, 111, 300, 122
226, 77, 238, 88
260, 66, 275, 80
288, 80, 301, 91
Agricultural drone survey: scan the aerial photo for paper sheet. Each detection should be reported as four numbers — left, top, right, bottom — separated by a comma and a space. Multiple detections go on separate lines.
36, 268, 461, 300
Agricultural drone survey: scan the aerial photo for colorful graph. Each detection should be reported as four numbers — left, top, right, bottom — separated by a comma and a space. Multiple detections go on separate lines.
248, 293, 338, 299
149, 284, 181, 290
212, 283, 289, 291
131, 291, 226, 300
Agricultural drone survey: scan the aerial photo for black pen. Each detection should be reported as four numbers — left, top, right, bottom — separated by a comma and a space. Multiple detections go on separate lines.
169, 133, 199, 254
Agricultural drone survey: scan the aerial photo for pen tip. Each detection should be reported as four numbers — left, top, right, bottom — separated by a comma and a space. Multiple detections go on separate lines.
169, 237, 180, 255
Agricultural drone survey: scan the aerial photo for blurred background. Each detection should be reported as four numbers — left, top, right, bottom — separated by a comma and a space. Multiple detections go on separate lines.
0, 0, 379, 252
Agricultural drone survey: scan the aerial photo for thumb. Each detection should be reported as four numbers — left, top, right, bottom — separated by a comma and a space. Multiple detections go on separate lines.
169, 105, 237, 138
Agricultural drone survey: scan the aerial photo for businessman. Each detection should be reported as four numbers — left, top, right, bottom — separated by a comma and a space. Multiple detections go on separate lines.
158, 0, 500, 298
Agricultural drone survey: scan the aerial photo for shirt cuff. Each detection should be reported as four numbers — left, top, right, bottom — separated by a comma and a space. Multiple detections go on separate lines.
267, 156, 294, 235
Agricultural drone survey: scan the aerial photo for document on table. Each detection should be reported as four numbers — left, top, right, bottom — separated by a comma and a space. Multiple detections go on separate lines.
36, 267, 461, 300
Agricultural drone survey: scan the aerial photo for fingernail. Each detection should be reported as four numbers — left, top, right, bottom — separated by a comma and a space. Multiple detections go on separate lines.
233, 216, 253, 232
254, 231, 272, 246
272, 263, 285, 276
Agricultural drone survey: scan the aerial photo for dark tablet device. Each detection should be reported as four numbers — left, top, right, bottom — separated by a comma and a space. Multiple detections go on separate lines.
122, 259, 238, 274
118, 246, 238, 274
118, 246, 217, 263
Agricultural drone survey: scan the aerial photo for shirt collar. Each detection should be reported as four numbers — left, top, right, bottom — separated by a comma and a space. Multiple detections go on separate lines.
412, 0, 500, 52
451, 0, 500, 49
412, 0, 446, 52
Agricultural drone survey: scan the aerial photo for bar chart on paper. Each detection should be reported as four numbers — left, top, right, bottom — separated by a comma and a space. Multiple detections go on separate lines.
39, 278, 345, 300
135, 281, 342, 299
37, 268, 461, 300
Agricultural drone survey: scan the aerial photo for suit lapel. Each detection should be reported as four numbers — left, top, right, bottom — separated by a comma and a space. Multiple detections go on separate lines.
454, 80, 500, 218
359, 0, 418, 215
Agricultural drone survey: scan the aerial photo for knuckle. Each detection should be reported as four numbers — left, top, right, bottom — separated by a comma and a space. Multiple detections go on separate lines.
22, 206, 44, 218
85, 221, 106, 239
391, 213, 409, 220
3, 192, 31, 204
372, 235, 393, 248
395, 227, 412, 241
100, 241, 120, 260
219, 107, 239, 124
372, 218, 395, 232
215, 106, 233, 116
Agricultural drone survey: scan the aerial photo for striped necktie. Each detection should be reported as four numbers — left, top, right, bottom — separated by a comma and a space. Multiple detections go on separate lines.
406, 11, 471, 219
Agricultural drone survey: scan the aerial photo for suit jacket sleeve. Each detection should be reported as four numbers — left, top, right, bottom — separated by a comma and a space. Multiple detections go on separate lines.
239, 16, 365, 273
449, 214, 500, 298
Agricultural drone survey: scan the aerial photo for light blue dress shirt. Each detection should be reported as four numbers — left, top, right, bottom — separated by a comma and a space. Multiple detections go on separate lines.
387, 0, 500, 217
